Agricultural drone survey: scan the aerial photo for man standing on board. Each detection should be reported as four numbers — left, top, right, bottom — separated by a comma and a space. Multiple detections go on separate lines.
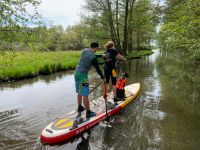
74, 42, 104, 118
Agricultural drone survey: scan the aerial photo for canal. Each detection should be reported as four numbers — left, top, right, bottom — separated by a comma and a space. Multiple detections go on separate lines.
0, 50, 199, 150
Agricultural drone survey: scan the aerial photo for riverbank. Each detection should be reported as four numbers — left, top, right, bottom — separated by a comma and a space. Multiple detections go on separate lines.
0, 50, 154, 82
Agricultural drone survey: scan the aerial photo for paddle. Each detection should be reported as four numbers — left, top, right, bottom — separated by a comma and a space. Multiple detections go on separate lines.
89, 80, 104, 94
103, 81, 109, 122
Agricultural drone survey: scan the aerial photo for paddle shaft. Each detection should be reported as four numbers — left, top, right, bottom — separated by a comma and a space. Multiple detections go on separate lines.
89, 80, 104, 94
115, 60, 127, 72
103, 81, 108, 120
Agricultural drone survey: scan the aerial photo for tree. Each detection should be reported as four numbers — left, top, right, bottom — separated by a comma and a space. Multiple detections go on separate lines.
0, 0, 41, 26
130, 0, 158, 51
60, 24, 87, 50
0, 0, 41, 50
82, 0, 158, 55
158, 0, 200, 61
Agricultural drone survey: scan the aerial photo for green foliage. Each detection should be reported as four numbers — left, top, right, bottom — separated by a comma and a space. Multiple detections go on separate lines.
82, 0, 158, 54
59, 24, 87, 50
0, 0, 42, 50
0, 0, 41, 26
0, 25, 41, 50
130, 0, 158, 50
37, 25, 64, 51
0, 0, 159, 53
158, 0, 200, 61
80, 15, 110, 45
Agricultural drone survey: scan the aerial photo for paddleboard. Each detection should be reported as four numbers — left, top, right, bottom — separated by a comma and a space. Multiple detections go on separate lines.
40, 83, 141, 144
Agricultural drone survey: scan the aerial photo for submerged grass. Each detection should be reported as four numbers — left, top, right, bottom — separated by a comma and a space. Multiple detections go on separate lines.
0, 50, 154, 82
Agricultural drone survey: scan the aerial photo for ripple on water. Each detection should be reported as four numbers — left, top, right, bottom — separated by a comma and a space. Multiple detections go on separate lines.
0, 109, 19, 121
148, 128, 163, 146
0, 109, 20, 131
0, 108, 49, 150
143, 109, 166, 120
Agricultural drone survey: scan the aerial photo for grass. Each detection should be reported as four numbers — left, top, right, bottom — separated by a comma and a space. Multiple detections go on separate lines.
0, 51, 81, 82
127, 50, 154, 59
0, 50, 154, 82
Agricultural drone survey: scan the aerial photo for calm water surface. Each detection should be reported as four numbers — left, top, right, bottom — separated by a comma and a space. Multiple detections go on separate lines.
0, 50, 199, 150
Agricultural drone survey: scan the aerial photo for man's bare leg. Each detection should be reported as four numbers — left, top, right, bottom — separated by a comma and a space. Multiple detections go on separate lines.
77, 94, 82, 105
83, 96, 96, 118
83, 96, 90, 111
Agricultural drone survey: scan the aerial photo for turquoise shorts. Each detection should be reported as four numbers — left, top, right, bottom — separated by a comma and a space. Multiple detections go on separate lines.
74, 72, 89, 96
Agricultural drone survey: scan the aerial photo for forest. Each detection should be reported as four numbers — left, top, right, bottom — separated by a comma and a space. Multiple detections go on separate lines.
0, 0, 159, 53
1, 0, 199, 57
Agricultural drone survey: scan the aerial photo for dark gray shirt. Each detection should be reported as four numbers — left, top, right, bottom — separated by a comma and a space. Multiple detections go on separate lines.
75, 48, 104, 79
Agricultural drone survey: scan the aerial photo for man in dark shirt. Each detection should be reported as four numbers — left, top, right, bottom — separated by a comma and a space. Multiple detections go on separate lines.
74, 42, 104, 118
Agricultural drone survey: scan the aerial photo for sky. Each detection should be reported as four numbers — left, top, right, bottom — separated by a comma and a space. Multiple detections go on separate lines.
37, 0, 85, 28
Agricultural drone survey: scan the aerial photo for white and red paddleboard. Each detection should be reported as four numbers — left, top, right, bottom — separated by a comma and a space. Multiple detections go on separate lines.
40, 83, 141, 144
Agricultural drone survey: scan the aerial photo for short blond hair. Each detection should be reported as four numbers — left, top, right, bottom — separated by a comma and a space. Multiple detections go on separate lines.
106, 41, 114, 49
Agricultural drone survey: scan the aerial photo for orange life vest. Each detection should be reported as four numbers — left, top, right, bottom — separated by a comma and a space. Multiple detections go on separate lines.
116, 78, 126, 90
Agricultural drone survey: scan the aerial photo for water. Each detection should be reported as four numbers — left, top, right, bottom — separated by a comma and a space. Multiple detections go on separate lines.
0, 50, 199, 150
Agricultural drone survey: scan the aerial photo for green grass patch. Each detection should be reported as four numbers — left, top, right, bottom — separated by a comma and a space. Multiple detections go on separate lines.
0, 51, 81, 82
127, 50, 154, 59
0, 50, 154, 82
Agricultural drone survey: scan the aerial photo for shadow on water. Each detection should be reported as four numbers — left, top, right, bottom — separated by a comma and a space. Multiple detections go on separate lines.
76, 134, 90, 150
1, 50, 200, 150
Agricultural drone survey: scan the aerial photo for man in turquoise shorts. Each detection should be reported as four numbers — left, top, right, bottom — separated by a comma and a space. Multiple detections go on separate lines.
74, 42, 104, 118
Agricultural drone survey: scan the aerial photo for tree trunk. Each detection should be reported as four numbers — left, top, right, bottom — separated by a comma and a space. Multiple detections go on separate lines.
127, 0, 135, 53
128, 27, 133, 53
106, 0, 117, 47
137, 27, 140, 51
115, 0, 122, 52
122, 0, 129, 55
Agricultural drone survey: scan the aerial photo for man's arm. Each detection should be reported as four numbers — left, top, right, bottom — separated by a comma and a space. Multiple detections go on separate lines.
92, 57, 104, 79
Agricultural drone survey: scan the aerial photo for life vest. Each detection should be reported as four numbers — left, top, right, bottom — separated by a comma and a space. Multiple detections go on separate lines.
116, 78, 126, 90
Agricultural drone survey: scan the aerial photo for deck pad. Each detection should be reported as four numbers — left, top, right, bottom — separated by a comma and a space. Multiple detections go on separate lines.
50, 94, 117, 131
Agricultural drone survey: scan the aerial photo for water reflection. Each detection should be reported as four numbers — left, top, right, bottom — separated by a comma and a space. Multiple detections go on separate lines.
156, 52, 200, 149
0, 71, 74, 90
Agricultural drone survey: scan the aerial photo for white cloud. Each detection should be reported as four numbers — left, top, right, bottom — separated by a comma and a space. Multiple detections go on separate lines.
38, 0, 85, 27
